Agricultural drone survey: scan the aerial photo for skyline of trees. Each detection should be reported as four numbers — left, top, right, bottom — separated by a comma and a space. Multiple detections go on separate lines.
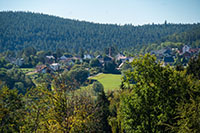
1, 11, 200, 54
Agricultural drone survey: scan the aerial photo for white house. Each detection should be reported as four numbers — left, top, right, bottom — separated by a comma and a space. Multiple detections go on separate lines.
46, 55, 55, 60
128, 57, 134, 63
15, 58, 24, 66
182, 45, 190, 54
50, 63, 61, 71
84, 54, 92, 59
60, 55, 68, 60
116, 53, 127, 62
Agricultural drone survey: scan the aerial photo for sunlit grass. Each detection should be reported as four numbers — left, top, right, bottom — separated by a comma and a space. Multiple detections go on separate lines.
20, 68, 35, 74
89, 73, 122, 92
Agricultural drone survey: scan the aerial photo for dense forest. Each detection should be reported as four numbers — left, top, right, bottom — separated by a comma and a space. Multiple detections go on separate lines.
1, 11, 200, 54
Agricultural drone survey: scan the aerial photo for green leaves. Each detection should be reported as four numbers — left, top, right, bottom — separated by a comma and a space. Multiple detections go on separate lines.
117, 54, 200, 132
0, 86, 25, 132
187, 53, 200, 80
68, 66, 89, 85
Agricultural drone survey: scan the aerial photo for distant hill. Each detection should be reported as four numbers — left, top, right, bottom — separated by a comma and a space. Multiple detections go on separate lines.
0, 11, 200, 53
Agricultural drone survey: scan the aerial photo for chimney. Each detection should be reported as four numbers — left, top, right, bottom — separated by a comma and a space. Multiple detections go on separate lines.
109, 47, 111, 57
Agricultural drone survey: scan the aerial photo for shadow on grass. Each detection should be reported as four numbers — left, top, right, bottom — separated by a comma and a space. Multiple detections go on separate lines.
82, 79, 97, 86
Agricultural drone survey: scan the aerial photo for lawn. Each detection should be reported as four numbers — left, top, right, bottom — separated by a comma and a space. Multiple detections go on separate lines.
89, 73, 122, 92
20, 68, 35, 74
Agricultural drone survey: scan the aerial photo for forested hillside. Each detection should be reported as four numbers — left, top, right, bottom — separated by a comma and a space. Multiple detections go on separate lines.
1, 11, 200, 133
1, 11, 199, 53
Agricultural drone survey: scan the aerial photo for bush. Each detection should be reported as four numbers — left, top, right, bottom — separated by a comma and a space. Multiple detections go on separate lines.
68, 67, 89, 84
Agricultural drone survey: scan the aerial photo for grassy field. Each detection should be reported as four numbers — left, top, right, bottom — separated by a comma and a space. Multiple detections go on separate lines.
20, 68, 35, 74
89, 73, 122, 92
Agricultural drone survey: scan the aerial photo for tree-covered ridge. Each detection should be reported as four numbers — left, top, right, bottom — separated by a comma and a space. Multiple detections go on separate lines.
0, 11, 199, 53
163, 24, 200, 44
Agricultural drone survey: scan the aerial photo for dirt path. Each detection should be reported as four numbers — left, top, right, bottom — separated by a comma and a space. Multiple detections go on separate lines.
26, 71, 37, 75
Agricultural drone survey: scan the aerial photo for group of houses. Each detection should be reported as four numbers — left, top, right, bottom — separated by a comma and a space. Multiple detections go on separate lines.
34, 52, 135, 74
5, 45, 199, 74
35, 63, 61, 74
5, 57, 24, 66
151, 45, 200, 66
35, 54, 98, 73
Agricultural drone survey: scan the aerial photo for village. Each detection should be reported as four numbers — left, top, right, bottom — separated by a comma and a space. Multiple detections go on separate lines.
4, 45, 200, 76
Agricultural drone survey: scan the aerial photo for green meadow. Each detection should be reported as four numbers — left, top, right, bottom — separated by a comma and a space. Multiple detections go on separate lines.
89, 73, 122, 92
20, 68, 35, 74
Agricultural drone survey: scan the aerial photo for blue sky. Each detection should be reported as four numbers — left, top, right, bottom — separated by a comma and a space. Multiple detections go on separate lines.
0, 0, 200, 25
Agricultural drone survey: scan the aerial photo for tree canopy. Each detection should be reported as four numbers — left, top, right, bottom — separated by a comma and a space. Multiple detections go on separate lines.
1, 11, 199, 54
111, 54, 200, 132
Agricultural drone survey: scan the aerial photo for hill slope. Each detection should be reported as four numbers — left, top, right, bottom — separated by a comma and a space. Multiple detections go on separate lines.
0, 11, 199, 53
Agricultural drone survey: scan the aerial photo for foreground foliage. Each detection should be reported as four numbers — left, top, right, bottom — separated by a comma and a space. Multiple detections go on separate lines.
0, 54, 200, 132
0, 75, 111, 132
110, 54, 200, 132
0, 86, 24, 132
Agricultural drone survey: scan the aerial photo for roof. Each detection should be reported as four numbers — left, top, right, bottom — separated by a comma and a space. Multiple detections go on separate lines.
164, 57, 174, 63
189, 48, 199, 53
128, 57, 134, 62
118, 62, 124, 68
84, 54, 92, 59
103, 56, 113, 61
164, 49, 172, 54
36, 65, 47, 72
51, 63, 60, 66
72, 57, 81, 60
64, 54, 73, 58
116, 54, 127, 60
46, 55, 55, 59
60, 55, 67, 60
96, 55, 103, 59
